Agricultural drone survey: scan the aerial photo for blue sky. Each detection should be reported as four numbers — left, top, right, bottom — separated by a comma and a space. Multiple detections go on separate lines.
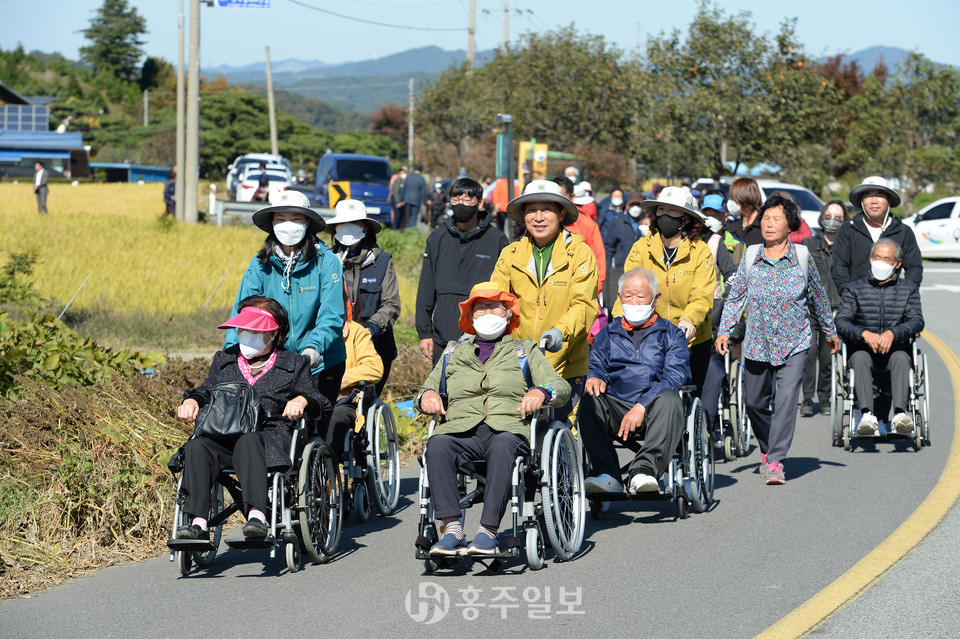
1, 0, 957, 69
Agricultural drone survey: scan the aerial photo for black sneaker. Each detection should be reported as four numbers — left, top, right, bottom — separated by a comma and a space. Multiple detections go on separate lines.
176, 524, 209, 540
242, 518, 269, 538
820, 403, 831, 417
800, 399, 814, 417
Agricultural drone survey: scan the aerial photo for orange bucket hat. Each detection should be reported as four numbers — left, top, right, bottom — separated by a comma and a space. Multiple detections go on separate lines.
457, 281, 521, 336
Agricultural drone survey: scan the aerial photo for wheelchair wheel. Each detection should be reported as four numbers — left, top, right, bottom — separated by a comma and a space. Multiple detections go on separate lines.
733, 361, 752, 456
677, 494, 689, 520
541, 426, 585, 561
830, 354, 842, 446
367, 402, 401, 516
525, 525, 545, 571
688, 398, 713, 513
285, 534, 301, 573
298, 438, 342, 564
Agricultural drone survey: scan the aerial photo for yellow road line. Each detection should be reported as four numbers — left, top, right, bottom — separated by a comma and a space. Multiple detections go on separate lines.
757, 330, 960, 639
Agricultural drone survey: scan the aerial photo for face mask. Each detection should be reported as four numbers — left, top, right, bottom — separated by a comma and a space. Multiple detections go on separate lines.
622, 303, 655, 325
611, 198, 623, 207
704, 217, 723, 233
452, 203, 479, 223
726, 199, 741, 217
628, 205, 642, 218
273, 220, 307, 246
334, 222, 365, 247
637, 224, 650, 237
657, 214, 684, 238
238, 330, 272, 359
473, 314, 508, 341
870, 260, 895, 281
821, 218, 843, 234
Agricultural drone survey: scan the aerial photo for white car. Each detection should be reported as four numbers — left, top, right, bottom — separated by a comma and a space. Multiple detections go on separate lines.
693, 177, 825, 230
226, 153, 292, 199
236, 169, 291, 203
902, 196, 960, 258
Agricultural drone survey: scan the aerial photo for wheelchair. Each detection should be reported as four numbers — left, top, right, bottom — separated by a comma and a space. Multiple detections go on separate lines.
830, 338, 929, 451
339, 382, 402, 522
414, 408, 586, 572
586, 386, 714, 520
167, 417, 343, 575
720, 350, 753, 462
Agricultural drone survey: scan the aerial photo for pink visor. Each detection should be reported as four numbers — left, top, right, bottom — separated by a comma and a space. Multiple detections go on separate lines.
217, 306, 279, 332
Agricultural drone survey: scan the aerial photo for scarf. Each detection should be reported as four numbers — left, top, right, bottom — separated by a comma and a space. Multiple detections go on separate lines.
274, 245, 302, 292
238, 349, 277, 385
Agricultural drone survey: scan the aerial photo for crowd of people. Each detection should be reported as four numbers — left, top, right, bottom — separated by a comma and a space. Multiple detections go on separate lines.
172, 168, 926, 557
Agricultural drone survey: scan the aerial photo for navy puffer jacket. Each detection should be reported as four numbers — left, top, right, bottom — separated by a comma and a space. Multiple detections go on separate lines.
834, 275, 924, 354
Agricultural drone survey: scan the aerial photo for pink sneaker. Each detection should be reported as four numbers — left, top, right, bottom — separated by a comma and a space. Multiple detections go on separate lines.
758, 453, 769, 478
766, 461, 785, 485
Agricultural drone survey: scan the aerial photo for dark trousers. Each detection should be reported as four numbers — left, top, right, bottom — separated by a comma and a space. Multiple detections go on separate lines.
405, 202, 420, 228
701, 351, 727, 430
314, 360, 346, 408
327, 402, 356, 462
743, 352, 807, 464
688, 339, 713, 399
578, 390, 684, 480
182, 433, 267, 518
36, 187, 48, 214
391, 204, 406, 230
431, 338, 447, 367
849, 348, 911, 415
555, 376, 585, 425
425, 423, 529, 529
802, 315, 832, 404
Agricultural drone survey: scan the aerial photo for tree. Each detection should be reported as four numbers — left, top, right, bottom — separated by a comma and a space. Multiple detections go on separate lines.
370, 103, 408, 148
80, 0, 147, 82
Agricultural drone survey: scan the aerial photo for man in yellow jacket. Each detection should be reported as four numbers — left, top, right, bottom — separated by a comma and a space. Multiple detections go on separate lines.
612, 186, 716, 396
491, 179, 598, 423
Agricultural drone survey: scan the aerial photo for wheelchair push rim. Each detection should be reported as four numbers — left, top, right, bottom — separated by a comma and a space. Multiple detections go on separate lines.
298, 438, 342, 563
541, 426, 585, 561
367, 402, 401, 516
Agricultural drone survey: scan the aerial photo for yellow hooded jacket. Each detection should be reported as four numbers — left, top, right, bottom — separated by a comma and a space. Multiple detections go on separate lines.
340, 320, 383, 398
491, 229, 598, 378
613, 233, 716, 347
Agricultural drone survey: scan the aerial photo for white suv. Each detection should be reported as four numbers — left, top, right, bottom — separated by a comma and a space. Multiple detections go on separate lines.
693, 177, 825, 230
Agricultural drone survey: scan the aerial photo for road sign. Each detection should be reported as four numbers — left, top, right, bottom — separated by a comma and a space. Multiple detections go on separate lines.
217, 0, 270, 8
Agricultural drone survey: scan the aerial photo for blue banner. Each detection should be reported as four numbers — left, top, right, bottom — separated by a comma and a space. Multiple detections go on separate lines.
217, 0, 270, 8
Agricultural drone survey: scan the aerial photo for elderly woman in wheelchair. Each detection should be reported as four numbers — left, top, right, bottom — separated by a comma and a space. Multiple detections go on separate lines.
175, 296, 330, 541
416, 282, 570, 558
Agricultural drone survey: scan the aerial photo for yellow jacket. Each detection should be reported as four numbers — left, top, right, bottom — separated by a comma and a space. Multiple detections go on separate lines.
341, 320, 383, 398
491, 229, 598, 378
614, 233, 716, 347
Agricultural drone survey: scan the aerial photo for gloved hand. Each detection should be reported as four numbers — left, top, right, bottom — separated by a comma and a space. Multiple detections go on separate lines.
301, 347, 322, 367
363, 320, 381, 339
539, 328, 563, 353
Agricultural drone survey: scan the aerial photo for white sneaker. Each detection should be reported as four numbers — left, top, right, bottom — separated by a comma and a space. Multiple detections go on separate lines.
892, 411, 915, 435
584, 473, 623, 494
628, 473, 660, 494
857, 412, 879, 436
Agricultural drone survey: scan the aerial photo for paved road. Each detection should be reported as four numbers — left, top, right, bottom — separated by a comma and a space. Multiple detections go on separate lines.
2, 267, 958, 638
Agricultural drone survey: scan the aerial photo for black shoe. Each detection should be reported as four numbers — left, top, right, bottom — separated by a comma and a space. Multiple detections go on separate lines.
820, 403, 831, 417
176, 524, 209, 540
800, 399, 814, 417
242, 518, 269, 538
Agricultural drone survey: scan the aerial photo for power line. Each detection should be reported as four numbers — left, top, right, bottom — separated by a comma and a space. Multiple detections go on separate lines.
286, 0, 467, 31
339, 0, 457, 6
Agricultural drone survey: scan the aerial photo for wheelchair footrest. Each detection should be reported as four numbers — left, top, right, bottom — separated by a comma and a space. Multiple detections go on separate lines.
224, 535, 276, 550
167, 538, 216, 552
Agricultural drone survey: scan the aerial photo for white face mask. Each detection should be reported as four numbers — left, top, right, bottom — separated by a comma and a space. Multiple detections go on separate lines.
334, 222, 365, 247
622, 303, 655, 325
273, 220, 307, 246
628, 205, 643, 218
611, 198, 623, 207
726, 199, 741, 217
238, 330, 272, 359
637, 224, 650, 237
870, 260, 895, 281
473, 314, 509, 341
704, 217, 723, 233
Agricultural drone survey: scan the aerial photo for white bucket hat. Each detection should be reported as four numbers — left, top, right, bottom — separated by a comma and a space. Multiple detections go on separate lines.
640, 186, 706, 221
505, 179, 579, 224
849, 176, 901, 209
325, 198, 382, 233
573, 182, 594, 205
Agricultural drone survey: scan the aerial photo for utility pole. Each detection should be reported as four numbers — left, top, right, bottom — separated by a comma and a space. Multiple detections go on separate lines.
503, 1, 509, 53
636, 22, 642, 60
467, 0, 476, 75
185, 0, 200, 224
175, 0, 185, 221
143, 90, 149, 126
407, 78, 414, 167
265, 46, 278, 156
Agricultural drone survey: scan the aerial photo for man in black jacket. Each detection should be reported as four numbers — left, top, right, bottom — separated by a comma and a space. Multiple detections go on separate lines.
416, 177, 509, 365
832, 176, 923, 294
835, 239, 924, 436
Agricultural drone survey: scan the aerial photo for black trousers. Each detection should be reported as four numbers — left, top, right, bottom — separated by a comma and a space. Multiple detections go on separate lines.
688, 339, 713, 399
327, 402, 356, 462
182, 433, 267, 518
425, 423, 529, 530
578, 390, 685, 480
314, 360, 346, 408
802, 315, 832, 404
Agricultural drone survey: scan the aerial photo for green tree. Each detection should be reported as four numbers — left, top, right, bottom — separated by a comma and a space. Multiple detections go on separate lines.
80, 0, 147, 82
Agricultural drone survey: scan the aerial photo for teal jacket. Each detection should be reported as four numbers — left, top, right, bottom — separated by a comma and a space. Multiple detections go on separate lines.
224, 242, 347, 373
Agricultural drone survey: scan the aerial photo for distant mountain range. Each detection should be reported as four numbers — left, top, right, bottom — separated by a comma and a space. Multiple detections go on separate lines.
815, 45, 911, 73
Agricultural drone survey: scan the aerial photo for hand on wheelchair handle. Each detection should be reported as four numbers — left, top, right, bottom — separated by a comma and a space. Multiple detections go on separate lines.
177, 398, 199, 421
539, 328, 563, 353
827, 336, 840, 354
714, 334, 729, 356
301, 347, 322, 368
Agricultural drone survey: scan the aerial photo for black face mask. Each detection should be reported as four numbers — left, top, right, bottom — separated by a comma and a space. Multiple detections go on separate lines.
452, 203, 479, 223
657, 214, 684, 238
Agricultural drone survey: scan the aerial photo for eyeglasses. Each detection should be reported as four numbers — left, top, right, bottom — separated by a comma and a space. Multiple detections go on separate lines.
450, 195, 479, 205
472, 302, 508, 318
862, 192, 888, 201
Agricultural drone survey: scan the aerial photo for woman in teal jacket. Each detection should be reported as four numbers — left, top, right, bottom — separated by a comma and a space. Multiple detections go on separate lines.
224, 191, 347, 405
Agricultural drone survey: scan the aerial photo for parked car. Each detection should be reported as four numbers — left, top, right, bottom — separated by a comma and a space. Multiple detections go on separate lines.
314, 153, 393, 225
902, 196, 960, 258
226, 153, 291, 199
236, 169, 291, 203
693, 177, 825, 230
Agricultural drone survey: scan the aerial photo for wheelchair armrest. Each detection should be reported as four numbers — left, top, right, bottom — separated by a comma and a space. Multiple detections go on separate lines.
679, 384, 697, 394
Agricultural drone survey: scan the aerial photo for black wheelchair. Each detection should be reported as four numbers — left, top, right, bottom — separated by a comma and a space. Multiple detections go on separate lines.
167, 417, 342, 575
586, 386, 715, 520
719, 350, 752, 462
